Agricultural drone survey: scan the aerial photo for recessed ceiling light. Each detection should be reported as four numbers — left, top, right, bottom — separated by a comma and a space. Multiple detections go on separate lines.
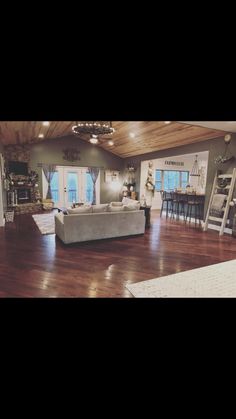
108, 140, 114, 146
129, 132, 136, 138
89, 135, 98, 144
38, 133, 44, 138
164, 121, 171, 124
42, 121, 50, 126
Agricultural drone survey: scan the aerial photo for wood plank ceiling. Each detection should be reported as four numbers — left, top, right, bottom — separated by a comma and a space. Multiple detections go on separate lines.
0, 121, 225, 158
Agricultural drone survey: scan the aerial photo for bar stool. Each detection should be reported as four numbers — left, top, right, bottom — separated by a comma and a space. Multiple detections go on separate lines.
171, 192, 186, 219
160, 190, 173, 218
185, 194, 201, 225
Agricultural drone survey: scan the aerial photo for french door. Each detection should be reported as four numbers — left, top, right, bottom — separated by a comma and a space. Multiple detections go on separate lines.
44, 166, 99, 208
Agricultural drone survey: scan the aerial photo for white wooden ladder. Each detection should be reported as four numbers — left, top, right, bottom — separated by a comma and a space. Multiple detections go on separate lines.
203, 168, 236, 236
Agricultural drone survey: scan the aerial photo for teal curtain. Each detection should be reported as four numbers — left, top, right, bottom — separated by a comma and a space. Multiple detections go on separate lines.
42, 164, 56, 199
88, 167, 99, 204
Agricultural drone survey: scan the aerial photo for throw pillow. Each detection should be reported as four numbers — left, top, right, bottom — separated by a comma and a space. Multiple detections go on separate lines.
107, 205, 124, 212
67, 206, 92, 214
122, 197, 140, 205
123, 203, 140, 211
92, 204, 109, 213
110, 201, 123, 207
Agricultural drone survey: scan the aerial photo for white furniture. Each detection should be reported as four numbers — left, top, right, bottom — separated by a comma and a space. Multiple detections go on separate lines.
55, 209, 145, 244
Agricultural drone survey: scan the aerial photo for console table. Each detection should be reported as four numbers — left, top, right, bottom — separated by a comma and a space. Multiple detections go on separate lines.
140, 206, 151, 228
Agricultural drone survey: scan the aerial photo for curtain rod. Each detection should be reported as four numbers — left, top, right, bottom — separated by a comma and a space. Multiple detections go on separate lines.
37, 163, 105, 169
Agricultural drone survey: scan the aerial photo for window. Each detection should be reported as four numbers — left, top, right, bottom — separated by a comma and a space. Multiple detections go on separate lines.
155, 170, 189, 191
180, 171, 189, 189
155, 170, 162, 191
164, 171, 180, 190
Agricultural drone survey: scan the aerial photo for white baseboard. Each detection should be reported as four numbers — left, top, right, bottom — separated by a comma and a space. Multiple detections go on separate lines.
162, 211, 202, 224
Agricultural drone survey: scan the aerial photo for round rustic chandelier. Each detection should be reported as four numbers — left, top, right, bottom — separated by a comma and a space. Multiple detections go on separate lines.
72, 121, 115, 136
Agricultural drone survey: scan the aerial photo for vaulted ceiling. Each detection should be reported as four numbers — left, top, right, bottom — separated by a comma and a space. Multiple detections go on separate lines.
0, 121, 225, 158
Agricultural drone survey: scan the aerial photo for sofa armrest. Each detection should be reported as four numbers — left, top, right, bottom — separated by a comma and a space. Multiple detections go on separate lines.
55, 213, 66, 243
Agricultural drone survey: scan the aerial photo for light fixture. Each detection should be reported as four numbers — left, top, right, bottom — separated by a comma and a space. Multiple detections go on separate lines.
72, 121, 115, 136
108, 140, 114, 146
89, 135, 99, 144
190, 155, 200, 177
129, 132, 135, 138
215, 134, 234, 164
38, 133, 44, 138
164, 121, 171, 124
224, 134, 231, 143
42, 121, 50, 126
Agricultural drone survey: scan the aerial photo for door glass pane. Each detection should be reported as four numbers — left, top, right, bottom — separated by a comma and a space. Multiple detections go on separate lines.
51, 171, 59, 203
86, 172, 93, 203
67, 172, 78, 203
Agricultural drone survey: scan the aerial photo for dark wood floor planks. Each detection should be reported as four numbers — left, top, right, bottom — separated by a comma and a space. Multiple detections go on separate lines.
0, 210, 236, 297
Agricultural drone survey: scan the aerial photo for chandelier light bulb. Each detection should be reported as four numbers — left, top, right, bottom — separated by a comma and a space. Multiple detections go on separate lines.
90, 136, 98, 144
72, 121, 115, 137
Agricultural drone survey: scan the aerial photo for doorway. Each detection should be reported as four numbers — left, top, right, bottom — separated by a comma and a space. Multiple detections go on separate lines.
42, 166, 100, 208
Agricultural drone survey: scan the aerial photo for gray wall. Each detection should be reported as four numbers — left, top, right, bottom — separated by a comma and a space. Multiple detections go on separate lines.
123, 134, 236, 220
29, 136, 123, 203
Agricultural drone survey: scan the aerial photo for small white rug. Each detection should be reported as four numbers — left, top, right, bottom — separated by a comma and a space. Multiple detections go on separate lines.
32, 213, 55, 235
126, 259, 236, 298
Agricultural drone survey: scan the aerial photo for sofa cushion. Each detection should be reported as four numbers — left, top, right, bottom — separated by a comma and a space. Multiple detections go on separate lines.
122, 197, 139, 205
92, 204, 109, 213
107, 205, 124, 212
110, 201, 123, 207
124, 203, 140, 211
67, 206, 92, 214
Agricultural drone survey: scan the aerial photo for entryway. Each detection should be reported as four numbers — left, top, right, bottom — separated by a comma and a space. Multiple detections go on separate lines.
42, 166, 100, 208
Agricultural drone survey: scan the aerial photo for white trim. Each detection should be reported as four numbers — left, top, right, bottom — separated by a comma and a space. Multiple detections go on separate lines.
162, 211, 202, 224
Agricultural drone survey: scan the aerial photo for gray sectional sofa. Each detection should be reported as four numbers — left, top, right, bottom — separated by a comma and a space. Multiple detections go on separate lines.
55, 208, 146, 244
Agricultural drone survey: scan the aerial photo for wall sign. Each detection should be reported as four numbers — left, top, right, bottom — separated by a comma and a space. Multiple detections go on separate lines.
165, 161, 184, 166
63, 148, 81, 162
105, 170, 120, 183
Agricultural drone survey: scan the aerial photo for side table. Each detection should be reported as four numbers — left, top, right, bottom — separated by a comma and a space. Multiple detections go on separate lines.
140, 206, 151, 228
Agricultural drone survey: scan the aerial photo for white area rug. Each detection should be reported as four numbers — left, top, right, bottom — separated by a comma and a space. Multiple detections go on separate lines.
126, 259, 236, 298
32, 213, 55, 235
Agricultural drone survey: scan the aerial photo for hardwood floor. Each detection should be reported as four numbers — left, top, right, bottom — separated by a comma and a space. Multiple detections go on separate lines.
0, 210, 236, 297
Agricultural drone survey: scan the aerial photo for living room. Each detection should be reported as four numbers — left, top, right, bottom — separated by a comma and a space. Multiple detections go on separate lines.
1, 121, 236, 297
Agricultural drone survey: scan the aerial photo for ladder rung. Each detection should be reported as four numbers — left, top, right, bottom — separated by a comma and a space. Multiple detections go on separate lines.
218, 174, 233, 179
209, 216, 230, 223
209, 216, 224, 222
216, 185, 231, 190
